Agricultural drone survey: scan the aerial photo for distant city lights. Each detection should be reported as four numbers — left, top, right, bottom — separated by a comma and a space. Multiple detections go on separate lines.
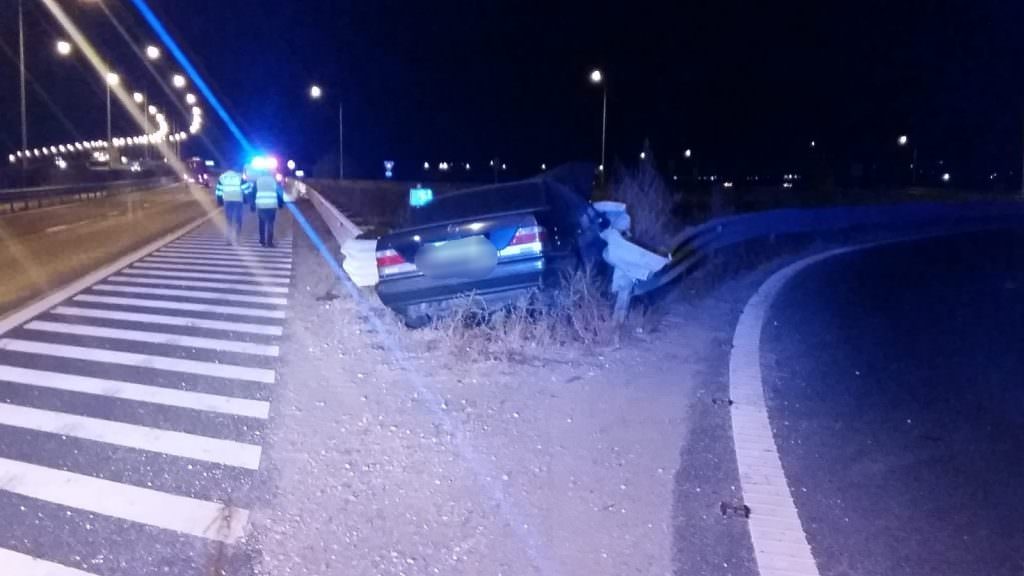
941, 172, 951, 182
684, 148, 692, 158
423, 161, 430, 171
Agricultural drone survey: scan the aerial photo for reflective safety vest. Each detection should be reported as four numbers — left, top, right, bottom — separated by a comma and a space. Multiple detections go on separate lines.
215, 170, 245, 202
253, 174, 282, 209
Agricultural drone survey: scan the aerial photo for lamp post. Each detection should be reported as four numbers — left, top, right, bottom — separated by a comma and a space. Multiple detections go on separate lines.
106, 72, 120, 165
309, 84, 344, 179
589, 69, 607, 182
897, 134, 917, 186
18, 0, 27, 169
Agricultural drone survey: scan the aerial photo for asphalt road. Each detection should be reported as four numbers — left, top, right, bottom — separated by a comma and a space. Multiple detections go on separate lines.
761, 228, 1024, 575
0, 183, 215, 314
0, 213, 294, 575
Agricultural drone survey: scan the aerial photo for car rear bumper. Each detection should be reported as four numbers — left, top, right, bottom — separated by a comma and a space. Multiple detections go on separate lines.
377, 257, 549, 318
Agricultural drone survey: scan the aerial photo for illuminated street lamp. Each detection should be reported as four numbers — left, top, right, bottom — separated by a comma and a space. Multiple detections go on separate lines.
308, 83, 344, 178
185, 93, 197, 105
589, 68, 607, 182
172, 74, 186, 88
145, 45, 160, 60
132, 92, 144, 104
897, 134, 917, 186
287, 159, 296, 171
56, 40, 72, 56
684, 148, 692, 159
148, 104, 157, 115
105, 72, 120, 163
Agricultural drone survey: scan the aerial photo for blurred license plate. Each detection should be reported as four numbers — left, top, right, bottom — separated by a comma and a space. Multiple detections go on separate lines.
416, 236, 498, 278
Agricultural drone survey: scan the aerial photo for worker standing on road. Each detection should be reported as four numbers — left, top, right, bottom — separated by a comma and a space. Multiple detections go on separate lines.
215, 167, 248, 245
249, 168, 285, 248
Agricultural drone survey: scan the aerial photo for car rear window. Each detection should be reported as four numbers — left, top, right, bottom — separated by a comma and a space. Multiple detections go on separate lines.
405, 182, 547, 228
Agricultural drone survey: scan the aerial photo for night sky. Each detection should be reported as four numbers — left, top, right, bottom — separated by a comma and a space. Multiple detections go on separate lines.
1, 0, 1022, 183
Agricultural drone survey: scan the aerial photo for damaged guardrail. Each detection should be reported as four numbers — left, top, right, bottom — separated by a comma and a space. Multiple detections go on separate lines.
633, 199, 1024, 297
290, 179, 379, 287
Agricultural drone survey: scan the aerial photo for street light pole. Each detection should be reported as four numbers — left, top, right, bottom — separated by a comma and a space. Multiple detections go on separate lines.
600, 86, 607, 176
339, 99, 344, 180
18, 0, 28, 169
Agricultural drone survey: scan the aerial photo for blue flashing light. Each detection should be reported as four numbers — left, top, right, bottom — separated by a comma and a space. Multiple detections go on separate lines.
249, 155, 278, 171
409, 187, 434, 207
130, 0, 253, 156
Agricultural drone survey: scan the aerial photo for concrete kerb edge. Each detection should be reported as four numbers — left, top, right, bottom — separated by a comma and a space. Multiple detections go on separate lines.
0, 211, 217, 337
727, 223, 1020, 576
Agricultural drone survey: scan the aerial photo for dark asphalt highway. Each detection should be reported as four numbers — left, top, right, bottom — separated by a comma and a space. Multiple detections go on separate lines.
0, 183, 213, 313
761, 228, 1024, 575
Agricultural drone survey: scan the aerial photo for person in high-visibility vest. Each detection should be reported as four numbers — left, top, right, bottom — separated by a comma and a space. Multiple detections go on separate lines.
215, 168, 249, 244
249, 171, 285, 247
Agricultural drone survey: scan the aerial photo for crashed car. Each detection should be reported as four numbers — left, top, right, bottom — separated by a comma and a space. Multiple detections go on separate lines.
375, 164, 607, 326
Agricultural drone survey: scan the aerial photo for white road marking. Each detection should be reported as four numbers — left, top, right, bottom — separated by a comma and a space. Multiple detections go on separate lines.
120, 268, 291, 285
729, 251, 865, 576
0, 402, 262, 469
171, 240, 292, 253
107, 275, 289, 294
0, 547, 98, 576
186, 235, 293, 246
133, 262, 291, 276
155, 249, 293, 264
0, 339, 276, 383
73, 294, 287, 319
92, 283, 288, 306
0, 457, 249, 543
24, 320, 280, 357
51, 306, 284, 336
145, 256, 292, 270
44, 217, 100, 235
0, 364, 270, 418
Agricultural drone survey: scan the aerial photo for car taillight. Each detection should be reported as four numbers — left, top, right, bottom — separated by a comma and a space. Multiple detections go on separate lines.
376, 248, 417, 276
498, 225, 547, 258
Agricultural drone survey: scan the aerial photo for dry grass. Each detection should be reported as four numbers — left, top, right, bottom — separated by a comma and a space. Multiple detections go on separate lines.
414, 269, 624, 363
609, 149, 678, 253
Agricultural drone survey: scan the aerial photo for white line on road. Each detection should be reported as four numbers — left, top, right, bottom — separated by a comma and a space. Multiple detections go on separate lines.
73, 294, 287, 319
145, 256, 292, 270
24, 320, 280, 357
0, 457, 249, 543
92, 283, 288, 306
0, 339, 276, 383
155, 249, 293, 265
171, 240, 291, 253
133, 262, 292, 276
107, 275, 289, 294
120, 268, 291, 285
0, 547, 98, 576
0, 364, 269, 418
0, 402, 262, 469
50, 306, 284, 336
146, 252, 290, 266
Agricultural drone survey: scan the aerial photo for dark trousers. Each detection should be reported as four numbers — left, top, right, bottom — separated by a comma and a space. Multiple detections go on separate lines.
224, 201, 244, 243
257, 208, 277, 246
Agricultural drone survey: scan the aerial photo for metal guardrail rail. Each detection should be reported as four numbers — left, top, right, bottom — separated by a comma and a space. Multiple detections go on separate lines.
0, 177, 179, 213
634, 200, 1024, 296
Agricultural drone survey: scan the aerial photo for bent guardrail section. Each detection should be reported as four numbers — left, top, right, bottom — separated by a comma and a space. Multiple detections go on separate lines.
635, 200, 1024, 296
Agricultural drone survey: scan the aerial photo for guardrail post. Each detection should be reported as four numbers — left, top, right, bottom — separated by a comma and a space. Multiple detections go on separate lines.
612, 283, 633, 325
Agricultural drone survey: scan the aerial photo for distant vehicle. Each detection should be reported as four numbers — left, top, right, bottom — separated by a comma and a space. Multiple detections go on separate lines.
375, 165, 607, 327
185, 157, 211, 188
